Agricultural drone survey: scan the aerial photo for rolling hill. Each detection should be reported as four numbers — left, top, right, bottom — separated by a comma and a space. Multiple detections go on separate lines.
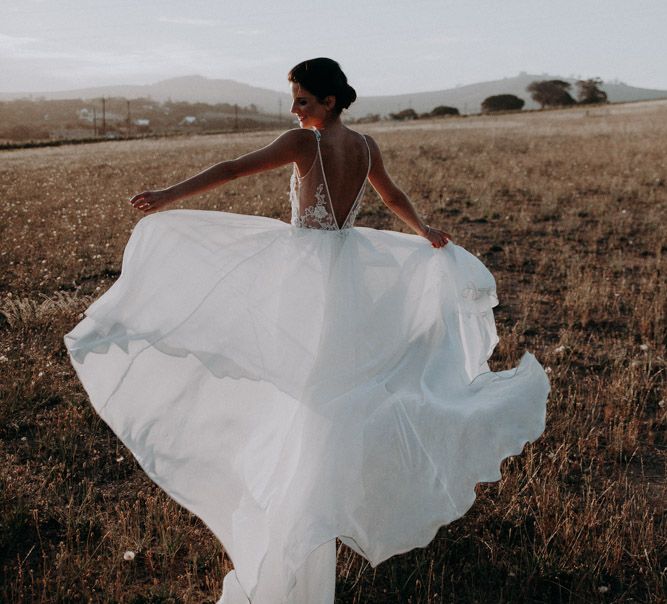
1, 73, 665, 117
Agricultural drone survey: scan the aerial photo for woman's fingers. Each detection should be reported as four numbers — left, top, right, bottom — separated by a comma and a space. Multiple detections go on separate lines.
435, 234, 450, 248
427, 227, 451, 248
129, 191, 157, 213
129, 192, 146, 205
130, 193, 146, 208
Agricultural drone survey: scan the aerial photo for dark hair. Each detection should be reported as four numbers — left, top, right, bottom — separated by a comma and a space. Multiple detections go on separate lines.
288, 58, 357, 115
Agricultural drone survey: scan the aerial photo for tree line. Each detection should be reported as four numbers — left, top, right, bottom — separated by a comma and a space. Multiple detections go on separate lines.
386, 78, 608, 120
482, 78, 607, 113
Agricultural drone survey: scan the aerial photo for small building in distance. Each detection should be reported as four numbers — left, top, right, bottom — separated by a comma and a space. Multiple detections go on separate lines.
78, 108, 94, 123
78, 108, 125, 124
133, 118, 150, 132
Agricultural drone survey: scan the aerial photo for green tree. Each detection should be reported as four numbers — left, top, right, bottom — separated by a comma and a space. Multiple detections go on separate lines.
527, 80, 576, 108
481, 94, 525, 113
576, 78, 608, 104
389, 108, 418, 121
430, 105, 459, 117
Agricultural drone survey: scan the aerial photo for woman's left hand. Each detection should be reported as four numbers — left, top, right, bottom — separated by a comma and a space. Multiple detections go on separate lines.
129, 189, 173, 214
423, 225, 451, 248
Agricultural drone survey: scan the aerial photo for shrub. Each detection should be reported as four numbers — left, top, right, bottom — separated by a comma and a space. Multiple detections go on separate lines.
430, 105, 459, 117
481, 95, 525, 113
355, 113, 381, 124
389, 108, 418, 121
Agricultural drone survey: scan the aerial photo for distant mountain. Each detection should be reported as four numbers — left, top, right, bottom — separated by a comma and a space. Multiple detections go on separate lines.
351, 73, 667, 116
0, 75, 291, 116
1, 73, 665, 117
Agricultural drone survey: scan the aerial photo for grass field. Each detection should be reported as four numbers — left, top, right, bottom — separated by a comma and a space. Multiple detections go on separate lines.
1, 101, 665, 603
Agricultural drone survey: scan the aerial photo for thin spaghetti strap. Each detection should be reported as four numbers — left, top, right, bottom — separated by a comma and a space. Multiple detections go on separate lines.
362, 134, 371, 175
295, 129, 321, 180
314, 128, 325, 178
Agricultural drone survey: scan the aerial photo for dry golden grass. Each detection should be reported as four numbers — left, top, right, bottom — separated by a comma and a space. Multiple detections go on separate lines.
1, 101, 665, 603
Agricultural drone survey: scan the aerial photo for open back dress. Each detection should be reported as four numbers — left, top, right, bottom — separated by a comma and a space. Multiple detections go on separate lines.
65, 127, 549, 603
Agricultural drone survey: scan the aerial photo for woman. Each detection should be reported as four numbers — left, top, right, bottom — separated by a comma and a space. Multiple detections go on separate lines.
65, 58, 549, 603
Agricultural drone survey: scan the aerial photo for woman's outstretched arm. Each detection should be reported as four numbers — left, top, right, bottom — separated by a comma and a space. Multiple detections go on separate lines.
366, 135, 450, 248
129, 129, 309, 214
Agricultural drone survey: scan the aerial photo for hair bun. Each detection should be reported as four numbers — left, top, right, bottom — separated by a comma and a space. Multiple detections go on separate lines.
288, 58, 357, 115
341, 84, 357, 109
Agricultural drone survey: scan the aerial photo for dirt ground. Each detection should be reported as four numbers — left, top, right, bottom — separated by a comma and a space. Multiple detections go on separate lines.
1, 101, 665, 603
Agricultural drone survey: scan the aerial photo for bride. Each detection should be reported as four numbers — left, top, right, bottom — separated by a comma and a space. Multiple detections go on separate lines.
65, 58, 549, 603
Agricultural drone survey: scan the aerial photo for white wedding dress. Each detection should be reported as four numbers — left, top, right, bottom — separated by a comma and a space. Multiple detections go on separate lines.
65, 128, 549, 603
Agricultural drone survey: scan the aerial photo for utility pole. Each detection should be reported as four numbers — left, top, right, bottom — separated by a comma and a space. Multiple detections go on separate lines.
93, 106, 97, 137
101, 97, 106, 136
234, 104, 239, 130
278, 98, 282, 123
126, 100, 131, 137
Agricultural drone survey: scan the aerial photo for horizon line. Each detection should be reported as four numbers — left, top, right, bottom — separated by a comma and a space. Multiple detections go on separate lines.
2, 71, 665, 99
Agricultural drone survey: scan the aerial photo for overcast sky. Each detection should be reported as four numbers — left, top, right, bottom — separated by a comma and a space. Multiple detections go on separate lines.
2, 0, 666, 96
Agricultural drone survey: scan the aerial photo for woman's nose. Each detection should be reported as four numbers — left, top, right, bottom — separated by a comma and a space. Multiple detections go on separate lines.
290, 102, 298, 114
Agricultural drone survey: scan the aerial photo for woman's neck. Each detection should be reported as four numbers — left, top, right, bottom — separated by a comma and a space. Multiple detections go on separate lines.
315, 115, 343, 132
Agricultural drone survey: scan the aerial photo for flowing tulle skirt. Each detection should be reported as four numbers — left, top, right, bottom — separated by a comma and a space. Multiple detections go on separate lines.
65, 210, 549, 603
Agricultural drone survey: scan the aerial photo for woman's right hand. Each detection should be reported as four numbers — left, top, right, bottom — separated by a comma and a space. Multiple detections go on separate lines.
129, 189, 173, 215
422, 225, 451, 248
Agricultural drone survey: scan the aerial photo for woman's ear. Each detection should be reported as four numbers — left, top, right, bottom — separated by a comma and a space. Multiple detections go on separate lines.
324, 95, 336, 112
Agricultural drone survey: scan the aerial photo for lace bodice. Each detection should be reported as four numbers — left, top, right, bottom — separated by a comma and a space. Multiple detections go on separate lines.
290, 129, 371, 231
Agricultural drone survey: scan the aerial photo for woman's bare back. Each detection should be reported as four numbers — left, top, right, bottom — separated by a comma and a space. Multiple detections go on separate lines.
292, 126, 371, 229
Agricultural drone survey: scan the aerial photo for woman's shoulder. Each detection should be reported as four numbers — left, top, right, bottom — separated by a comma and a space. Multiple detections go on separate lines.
341, 125, 370, 140
358, 131, 376, 145
268, 128, 318, 163
344, 127, 377, 149
275, 127, 318, 145
346, 129, 380, 160
290, 128, 321, 151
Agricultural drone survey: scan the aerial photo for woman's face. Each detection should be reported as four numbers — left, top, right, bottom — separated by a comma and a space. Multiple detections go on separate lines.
290, 82, 333, 129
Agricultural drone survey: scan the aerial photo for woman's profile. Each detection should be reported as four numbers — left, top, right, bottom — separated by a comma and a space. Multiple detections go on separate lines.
65, 57, 549, 603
